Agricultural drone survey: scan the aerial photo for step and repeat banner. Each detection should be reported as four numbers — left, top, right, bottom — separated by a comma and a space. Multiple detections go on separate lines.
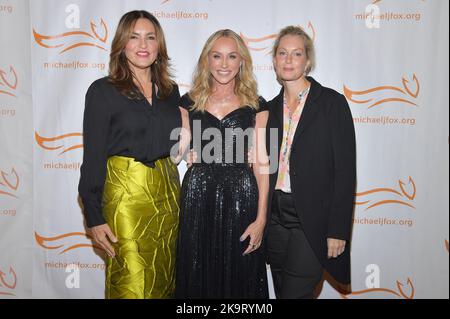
0, 0, 448, 299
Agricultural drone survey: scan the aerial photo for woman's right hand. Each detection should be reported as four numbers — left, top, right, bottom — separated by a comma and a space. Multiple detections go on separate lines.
247, 146, 254, 168
90, 224, 118, 258
186, 149, 198, 168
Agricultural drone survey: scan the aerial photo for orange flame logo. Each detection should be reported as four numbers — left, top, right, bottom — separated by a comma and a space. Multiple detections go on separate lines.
0, 266, 17, 297
344, 74, 420, 109
35, 132, 83, 155
0, 66, 18, 98
35, 231, 104, 254
341, 278, 414, 299
355, 177, 416, 211
0, 168, 19, 199
33, 19, 108, 54
240, 22, 316, 55
445, 239, 449, 253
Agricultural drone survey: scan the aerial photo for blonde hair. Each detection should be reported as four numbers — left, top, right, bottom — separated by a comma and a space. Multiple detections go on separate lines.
272, 25, 315, 75
108, 10, 175, 99
189, 29, 259, 112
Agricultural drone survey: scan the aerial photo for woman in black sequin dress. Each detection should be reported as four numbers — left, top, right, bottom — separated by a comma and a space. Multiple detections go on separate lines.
175, 30, 269, 298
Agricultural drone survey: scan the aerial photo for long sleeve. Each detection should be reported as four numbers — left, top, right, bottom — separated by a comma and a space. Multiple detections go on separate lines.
327, 94, 356, 240
78, 80, 111, 228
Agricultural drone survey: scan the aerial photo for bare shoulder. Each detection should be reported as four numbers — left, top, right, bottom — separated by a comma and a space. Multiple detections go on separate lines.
255, 110, 269, 127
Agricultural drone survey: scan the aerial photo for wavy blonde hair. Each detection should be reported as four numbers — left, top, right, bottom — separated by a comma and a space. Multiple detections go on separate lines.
189, 29, 259, 112
108, 10, 175, 100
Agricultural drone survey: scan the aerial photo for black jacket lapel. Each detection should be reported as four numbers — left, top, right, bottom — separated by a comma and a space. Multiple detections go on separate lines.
272, 88, 284, 162
292, 76, 323, 147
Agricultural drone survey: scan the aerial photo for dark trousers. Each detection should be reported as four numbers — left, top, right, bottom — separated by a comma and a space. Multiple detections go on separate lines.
267, 190, 323, 299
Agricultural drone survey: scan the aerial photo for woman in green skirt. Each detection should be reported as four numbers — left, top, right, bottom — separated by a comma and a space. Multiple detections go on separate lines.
78, 10, 183, 299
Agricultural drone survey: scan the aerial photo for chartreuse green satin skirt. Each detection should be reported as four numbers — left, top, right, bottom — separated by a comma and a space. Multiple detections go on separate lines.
102, 156, 180, 299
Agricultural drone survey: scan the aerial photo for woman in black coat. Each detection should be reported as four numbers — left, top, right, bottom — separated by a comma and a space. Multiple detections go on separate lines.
265, 26, 356, 299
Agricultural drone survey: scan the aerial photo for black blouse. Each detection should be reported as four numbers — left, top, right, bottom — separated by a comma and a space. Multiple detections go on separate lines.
78, 77, 181, 227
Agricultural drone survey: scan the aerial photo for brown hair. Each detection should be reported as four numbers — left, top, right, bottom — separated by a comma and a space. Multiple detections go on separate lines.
272, 25, 315, 75
108, 10, 175, 99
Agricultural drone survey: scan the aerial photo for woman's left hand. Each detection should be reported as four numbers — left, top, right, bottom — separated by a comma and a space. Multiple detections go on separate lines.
327, 238, 346, 259
240, 219, 266, 256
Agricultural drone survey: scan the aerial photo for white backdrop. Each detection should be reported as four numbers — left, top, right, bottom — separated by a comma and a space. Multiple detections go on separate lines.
0, 0, 448, 299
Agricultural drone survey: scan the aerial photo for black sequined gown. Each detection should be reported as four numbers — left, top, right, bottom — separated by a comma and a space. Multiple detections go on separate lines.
175, 96, 268, 299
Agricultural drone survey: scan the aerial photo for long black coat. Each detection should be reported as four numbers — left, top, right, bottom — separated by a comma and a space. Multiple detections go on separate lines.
265, 76, 356, 284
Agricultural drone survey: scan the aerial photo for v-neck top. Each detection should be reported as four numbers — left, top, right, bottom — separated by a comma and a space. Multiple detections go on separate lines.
180, 93, 267, 165
79, 76, 181, 227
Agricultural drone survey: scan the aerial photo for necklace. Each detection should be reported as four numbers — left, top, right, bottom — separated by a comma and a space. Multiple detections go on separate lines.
297, 87, 310, 102
287, 86, 310, 116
